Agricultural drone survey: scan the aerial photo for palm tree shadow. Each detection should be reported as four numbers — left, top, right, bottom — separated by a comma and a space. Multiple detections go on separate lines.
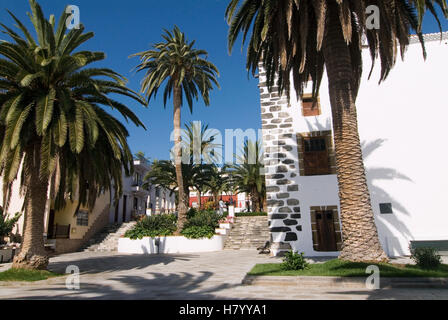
12, 270, 240, 300
47, 253, 194, 275
362, 139, 414, 256
305, 118, 332, 132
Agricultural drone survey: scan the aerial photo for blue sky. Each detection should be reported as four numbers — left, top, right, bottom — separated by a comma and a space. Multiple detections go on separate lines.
1, 0, 447, 161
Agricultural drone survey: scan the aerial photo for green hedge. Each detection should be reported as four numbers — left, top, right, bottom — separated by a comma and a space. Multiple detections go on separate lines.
125, 210, 221, 240
236, 212, 267, 217
124, 214, 177, 240
181, 226, 215, 239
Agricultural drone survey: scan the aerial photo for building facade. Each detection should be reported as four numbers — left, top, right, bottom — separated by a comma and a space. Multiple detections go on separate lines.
1, 159, 176, 254
189, 190, 249, 212
260, 32, 448, 257
109, 160, 176, 224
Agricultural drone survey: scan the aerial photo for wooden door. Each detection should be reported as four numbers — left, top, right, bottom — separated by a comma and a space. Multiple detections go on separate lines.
114, 200, 119, 223
47, 210, 55, 239
122, 195, 127, 223
315, 210, 337, 251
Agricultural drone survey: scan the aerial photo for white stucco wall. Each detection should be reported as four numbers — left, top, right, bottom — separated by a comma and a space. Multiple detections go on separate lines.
261, 33, 448, 257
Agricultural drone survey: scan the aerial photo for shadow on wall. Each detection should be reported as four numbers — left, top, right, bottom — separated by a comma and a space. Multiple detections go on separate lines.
303, 118, 414, 257
305, 118, 332, 132
362, 139, 414, 257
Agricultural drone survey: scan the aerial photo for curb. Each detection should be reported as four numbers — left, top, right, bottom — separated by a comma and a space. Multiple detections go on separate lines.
242, 275, 448, 289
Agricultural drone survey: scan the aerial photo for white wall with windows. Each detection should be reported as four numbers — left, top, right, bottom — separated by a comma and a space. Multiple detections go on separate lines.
261, 32, 448, 257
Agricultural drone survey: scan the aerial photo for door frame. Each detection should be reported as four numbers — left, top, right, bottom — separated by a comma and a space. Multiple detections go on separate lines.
310, 206, 343, 252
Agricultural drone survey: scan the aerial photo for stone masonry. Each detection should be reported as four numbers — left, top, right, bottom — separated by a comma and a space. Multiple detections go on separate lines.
258, 69, 302, 257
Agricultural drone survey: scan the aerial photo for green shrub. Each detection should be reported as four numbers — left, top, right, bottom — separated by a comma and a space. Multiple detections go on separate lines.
187, 208, 198, 219
0, 207, 21, 244
411, 247, 442, 269
124, 214, 177, 240
181, 226, 215, 239
184, 210, 221, 229
282, 251, 309, 271
236, 212, 267, 217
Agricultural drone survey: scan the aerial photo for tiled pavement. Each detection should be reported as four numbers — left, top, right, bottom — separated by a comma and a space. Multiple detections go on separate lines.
0, 250, 447, 300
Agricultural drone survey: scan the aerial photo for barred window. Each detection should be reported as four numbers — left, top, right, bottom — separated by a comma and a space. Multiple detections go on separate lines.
76, 210, 89, 226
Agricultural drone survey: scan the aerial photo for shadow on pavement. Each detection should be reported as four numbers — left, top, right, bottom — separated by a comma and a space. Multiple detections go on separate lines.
48, 253, 197, 275
9, 270, 240, 300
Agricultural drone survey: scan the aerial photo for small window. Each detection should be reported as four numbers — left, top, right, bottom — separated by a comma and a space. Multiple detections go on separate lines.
301, 96, 321, 117
76, 210, 89, 226
379, 203, 393, 214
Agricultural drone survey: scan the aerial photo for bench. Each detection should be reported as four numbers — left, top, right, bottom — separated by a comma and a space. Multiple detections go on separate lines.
410, 240, 448, 256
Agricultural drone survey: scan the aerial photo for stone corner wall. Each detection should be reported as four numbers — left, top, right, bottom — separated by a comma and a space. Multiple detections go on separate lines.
258, 72, 303, 256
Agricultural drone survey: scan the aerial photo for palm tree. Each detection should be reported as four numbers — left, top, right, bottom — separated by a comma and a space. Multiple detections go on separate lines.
183, 121, 221, 208
143, 160, 208, 212
134, 151, 151, 164
226, 0, 447, 262
227, 140, 266, 212
0, 0, 146, 269
203, 165, 229, 209
132, 26, 220, 234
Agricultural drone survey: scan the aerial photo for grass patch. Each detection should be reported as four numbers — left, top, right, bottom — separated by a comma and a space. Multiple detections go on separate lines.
0, 268, 62, 282
248, 259, 448, 278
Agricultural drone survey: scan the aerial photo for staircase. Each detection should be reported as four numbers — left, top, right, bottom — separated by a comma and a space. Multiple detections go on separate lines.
224, 216, 270, 250
81, 221, 137, 252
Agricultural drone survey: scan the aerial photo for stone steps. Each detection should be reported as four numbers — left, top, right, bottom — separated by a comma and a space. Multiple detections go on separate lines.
224, 216, 270, 250
81, 221, 137, 252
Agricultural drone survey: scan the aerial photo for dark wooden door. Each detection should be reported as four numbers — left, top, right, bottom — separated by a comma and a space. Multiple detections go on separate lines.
47, 210, 55, 239
114, 200, 119, 223
315, 210, 337, 251
122, 195, 127, 222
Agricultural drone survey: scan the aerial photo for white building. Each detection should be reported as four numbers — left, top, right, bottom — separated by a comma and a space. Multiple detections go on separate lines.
1, 159, 175, 254
260, 32, 448, 257
109, 159, 176, 223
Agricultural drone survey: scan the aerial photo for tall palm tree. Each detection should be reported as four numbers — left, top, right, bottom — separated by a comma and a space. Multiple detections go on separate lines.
203, 165, 229, 209
183, 121, 221, 208
132, 26, 220, 233
143, 159, 208, 213
226, 0, 447, 262
0, 0, 146, 269
227, 140, 266, 212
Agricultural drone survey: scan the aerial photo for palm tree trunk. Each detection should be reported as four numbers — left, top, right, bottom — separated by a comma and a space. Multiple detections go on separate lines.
322, 2, 388, 263
196, 188, 202, 209
214, 192, 219, 209
12, 143, 49, 270
251, 188, 261, 212
173, 84, 188, 234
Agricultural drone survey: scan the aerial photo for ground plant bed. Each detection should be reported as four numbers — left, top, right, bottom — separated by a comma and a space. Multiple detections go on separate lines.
248, 259, 448, 278
244, 259, 448, 288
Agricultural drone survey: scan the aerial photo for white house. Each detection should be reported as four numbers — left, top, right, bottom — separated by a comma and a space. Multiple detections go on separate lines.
260, 32, 448, 257
109, 159, 176, 223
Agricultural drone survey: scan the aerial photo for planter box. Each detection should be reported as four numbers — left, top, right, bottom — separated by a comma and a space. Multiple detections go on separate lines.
0, 248, 14, 263
215, 228, 229, 236
118, 235, 226, 254
219, 223, 232, 230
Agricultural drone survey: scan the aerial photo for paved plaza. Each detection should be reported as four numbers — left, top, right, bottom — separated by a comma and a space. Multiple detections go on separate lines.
0, 250, 447, 300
